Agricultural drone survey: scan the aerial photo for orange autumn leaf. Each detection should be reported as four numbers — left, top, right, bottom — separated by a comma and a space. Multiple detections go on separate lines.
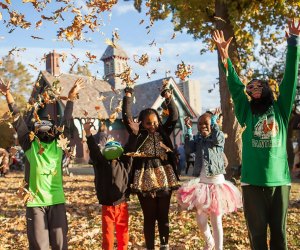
175, 61, 193, 81
29, 131, 35, 142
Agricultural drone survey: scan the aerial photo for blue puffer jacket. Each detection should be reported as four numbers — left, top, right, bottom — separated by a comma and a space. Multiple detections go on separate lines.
184, 124, 225, 177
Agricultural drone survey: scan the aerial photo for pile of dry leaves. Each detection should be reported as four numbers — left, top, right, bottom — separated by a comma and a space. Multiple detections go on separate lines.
0, 172, 300, 249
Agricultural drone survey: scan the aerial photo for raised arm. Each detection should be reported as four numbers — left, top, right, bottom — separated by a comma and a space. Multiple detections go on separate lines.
278, 18, 300, 122
183, 117, 196, 155
83, 121, 105, 165
161, 91, 179, 135
62, 78, 85, 137
122, 87, 135, 134
0, 79, 31, 151
213, 30, 249, 125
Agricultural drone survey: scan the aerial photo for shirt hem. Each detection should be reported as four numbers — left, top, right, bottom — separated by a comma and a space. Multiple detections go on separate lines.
26, 200, 66, 207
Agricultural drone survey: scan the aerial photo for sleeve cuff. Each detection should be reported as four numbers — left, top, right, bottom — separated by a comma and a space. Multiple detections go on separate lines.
287, 34, 300, 47
187, 127, 192, 135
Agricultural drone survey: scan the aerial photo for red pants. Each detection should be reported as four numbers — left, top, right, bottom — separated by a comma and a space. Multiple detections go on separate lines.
102, 202, 129, 250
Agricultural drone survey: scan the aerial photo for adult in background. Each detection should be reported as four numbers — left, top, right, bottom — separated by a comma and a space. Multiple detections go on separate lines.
185, 153, 195, 175
177, 143, 186, 176
213, 18, 300, 250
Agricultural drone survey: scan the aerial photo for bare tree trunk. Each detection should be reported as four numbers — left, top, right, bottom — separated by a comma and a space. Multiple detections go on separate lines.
215, 1, 242, 178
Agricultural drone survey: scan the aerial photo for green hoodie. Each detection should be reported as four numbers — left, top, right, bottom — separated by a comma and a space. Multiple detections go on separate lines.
25, 139, 64, 207
225, 35, 300, 186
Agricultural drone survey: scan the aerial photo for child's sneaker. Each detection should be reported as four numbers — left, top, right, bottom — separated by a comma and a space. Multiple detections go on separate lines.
160, 244, 169, 250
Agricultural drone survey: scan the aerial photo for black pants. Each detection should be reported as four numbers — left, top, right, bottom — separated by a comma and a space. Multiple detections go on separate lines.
26, 204, 68, 250
185, 161, 194, 175
138, 193, 171, 249
242, 185, 290, 250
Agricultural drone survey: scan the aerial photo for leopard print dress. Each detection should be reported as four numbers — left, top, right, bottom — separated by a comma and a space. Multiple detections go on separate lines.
131, 132, 180, 196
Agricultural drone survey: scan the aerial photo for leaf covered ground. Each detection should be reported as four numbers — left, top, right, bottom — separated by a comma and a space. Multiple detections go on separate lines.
0, 171, 300, 250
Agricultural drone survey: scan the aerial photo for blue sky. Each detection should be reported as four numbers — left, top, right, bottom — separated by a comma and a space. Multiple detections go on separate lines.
0, 0, 220, 111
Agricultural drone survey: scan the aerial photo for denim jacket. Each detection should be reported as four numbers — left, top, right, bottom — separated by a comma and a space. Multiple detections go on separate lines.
184, 124, 225, 177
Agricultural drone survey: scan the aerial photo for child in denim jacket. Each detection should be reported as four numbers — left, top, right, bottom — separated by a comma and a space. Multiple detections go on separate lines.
177, 113, 242, 250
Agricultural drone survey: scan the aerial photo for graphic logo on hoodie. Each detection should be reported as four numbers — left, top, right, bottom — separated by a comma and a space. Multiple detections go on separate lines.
252, 112, 281, 148
254, 114, 279, 139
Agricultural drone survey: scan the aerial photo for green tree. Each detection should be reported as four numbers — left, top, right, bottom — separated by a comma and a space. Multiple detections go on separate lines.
0, 55, 33, 109
132, 0, 300, 168
0, 99, 16, 149
0, 56, 32, 148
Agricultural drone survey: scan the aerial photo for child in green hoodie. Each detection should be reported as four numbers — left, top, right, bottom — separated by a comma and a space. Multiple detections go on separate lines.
213, 18, 300, 250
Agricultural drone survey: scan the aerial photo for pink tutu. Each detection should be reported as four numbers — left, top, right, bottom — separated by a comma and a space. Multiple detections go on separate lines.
177, 178, 242, 216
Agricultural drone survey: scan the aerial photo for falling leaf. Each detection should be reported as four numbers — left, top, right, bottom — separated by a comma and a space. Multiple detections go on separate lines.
28, 63, 38, 71
57, 134, 70, 151
38, 145, 45, 155
86, 51, 97, 61
133, 53, 149, 66
115, 66, 139, 86
171, 33, 176, 39
175, 61, 193, 81
29, 131, 35, 142
105, 38, 117, 48
8, 10, 31, 29
159, 48, 163, 55
149, 39, 156, 47
60, 52, 67, 62
35, 20, 42, 29
82, 110, 89, 117
31, 35, 44, 40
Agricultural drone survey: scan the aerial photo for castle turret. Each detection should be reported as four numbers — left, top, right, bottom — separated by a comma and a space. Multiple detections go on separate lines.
100, 35, 129, 89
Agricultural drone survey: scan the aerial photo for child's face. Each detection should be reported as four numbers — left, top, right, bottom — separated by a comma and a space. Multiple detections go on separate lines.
143, 113, 159, 133
246, 80, 263, 99
198, 115, 211, 137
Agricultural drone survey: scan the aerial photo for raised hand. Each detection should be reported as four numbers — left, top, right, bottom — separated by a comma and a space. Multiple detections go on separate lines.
83, 119, 92, 137
184, 116, 192, 128
0, 78, 11, 96
128, 117, 140, 135
68, 78, 85, 101
212, 30, 233, 62
287, 18, 300, 37
214, 107, 222, 116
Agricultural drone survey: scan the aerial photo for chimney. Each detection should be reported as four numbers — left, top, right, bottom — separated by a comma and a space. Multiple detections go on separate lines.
46, 50, 61, 76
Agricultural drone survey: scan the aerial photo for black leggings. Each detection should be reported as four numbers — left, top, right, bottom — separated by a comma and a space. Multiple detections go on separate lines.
138, 193, 172, 249
185, 161, 194, 174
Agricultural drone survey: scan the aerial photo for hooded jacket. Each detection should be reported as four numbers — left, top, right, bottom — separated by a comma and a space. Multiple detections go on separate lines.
86, 135, 133, 206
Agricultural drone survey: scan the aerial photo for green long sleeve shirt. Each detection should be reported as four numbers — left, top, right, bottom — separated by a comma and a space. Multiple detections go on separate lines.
225, 35, 300, 186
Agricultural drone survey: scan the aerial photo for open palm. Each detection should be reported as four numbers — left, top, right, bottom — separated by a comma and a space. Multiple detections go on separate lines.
128, 118, 140, 135
288, 18, 300, 37
212, 30, 233, 61
0, 78, 11, 96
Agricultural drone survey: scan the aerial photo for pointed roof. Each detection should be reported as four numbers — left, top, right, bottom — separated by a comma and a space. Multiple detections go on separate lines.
100, 42, 129, 61
36, 72, 196, 120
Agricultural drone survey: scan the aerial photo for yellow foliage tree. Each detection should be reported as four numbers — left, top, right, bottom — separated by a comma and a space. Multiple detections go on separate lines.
132, 0, 300, 169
